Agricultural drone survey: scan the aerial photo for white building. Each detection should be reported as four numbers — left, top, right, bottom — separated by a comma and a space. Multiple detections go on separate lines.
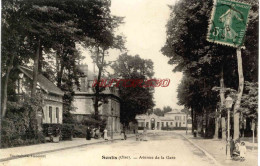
136, 109, 191, 130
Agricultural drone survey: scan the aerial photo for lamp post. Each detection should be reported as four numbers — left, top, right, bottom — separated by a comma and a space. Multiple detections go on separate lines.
225, 96, 233, 160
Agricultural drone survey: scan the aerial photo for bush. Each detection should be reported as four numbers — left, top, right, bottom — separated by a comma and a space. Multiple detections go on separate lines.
73, 124, 88, 138
1, 119, 45, 148
42, 124, 62, 137
61, 123, 74, 140
1, 99, 45, 148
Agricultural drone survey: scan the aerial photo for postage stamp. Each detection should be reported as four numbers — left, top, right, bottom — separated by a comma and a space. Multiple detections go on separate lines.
207, 0, 251, 47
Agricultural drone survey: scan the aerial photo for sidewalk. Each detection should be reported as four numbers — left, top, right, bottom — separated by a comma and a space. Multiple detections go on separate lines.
0, 133, 135, 162
176, 131, 258, 166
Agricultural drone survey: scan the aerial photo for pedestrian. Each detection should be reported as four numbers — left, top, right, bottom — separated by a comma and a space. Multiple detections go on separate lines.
230, 138, 235, 157
103, 128, 108, 140
91, 128, 95, 138
121, 128, 127, 140
234, 139, 240, 155
136, 130, 139, 141
194, 129, 197, 137
86, 127, 91, 140
95, 127, 100, 139
239, 142, 246, 161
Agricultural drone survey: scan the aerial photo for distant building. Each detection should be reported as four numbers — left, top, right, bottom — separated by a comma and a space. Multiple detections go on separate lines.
15, 66, 64, 129
71, 64, 121, 132
135, 109, 191, 130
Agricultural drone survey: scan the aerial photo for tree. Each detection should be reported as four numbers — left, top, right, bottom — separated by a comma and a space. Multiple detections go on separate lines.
240, 81, 258, 121
111, 53, 155, 126
162, 0, 258, 138
154, 108, 164, 116
1, 0, 124, 120
163, 106, 173, 114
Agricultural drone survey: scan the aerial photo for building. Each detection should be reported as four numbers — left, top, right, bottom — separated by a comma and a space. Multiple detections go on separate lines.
15, 66, 64, 129
71, 64, 121, 132
136, 109, 192, 130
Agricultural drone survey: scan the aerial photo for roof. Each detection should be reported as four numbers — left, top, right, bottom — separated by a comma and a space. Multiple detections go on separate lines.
18, 66, 64, 96
159, 117, 174, 121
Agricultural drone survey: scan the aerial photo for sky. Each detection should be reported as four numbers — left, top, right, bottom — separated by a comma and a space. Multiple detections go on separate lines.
83, 0, 183, 110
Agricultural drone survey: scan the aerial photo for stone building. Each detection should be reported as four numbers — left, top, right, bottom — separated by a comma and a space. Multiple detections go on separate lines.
136, 109, 191, 130
71, 64, 121, 132
16, 66, 64, 127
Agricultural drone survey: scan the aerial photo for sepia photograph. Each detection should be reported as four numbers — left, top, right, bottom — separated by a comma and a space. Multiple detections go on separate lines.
0, 0, 258, 165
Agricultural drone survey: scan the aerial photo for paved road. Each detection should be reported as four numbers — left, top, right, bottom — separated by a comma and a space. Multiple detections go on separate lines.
1, 132, 217, 166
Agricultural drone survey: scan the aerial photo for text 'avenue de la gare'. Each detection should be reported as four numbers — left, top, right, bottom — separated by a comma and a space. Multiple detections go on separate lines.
92, 78, 171, 88
102, 155, 176, 160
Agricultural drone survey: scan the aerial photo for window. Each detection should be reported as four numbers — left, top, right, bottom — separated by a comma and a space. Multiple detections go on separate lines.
170, 122, 173, 125
49, 106, 52, 123
162, 122, 164, 127
139, 122, 145, 127
56, 107, 59, 123
183, 122, 185, 124
179, 122, 181, 127
146, 122, 149, 128
166, 122, 168, 126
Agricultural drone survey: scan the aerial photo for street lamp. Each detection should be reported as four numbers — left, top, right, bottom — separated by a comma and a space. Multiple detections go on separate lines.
225, 96, 233, 160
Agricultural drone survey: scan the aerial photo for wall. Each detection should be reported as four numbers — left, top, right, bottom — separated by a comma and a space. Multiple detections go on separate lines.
42, 99, 63, 124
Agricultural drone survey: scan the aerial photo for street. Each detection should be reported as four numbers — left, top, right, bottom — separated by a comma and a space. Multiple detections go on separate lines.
1, 131, 217, 166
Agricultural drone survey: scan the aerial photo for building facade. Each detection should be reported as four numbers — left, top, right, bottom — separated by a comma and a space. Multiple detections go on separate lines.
16, 66, 64, 128
71, 64, 121, 132
136, 109, 192, 130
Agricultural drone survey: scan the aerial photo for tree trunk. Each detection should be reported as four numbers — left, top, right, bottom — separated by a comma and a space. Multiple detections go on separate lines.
1, 54, 15, 118
221, 117, 226, 141
31, 39, 41, 97
38, 45, 43, 73
191, 107, 194, 133
233, 48, 244, 140
57, 61, 64, 88
218, 66, 226, 139
214, 108, 219, 139
94, 48, 105, 120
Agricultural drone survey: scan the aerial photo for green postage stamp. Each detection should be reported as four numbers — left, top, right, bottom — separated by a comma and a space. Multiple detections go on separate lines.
207, 0, 251, 47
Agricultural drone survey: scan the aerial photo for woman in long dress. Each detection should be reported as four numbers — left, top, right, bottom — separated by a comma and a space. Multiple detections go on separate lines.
86, 127, 91, 140
104, 128, 108, 140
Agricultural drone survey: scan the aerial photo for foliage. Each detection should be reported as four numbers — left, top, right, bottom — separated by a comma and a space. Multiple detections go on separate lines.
42, 124, 62, 137
153, 106, 173, 116
161, 0, 258, 137
240, 81, 258, 120
1, 0, 125, 120
61, 123, 74, 140
111, 53, 155, 125
1, 96, 45, 148
73, 124, 88, 138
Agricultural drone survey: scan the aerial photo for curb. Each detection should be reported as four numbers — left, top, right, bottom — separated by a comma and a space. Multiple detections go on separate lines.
0, 135, 135, 162
180, 134, 223, 166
